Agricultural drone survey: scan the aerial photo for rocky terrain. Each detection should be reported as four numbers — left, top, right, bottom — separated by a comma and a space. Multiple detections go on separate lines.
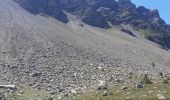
15, 0, 170, 49
0, 0, 170, 99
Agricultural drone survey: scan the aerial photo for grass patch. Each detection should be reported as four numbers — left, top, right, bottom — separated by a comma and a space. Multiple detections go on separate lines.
142, 74, 153, 84
65, 81, 170, 100
7, 81, 170, 100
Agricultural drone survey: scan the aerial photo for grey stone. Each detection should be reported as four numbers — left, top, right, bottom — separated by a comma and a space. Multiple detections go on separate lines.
103, 91, 108, 96
125, 97, 131, 100
136, 82, 145, 88
31, 72, 42, 77
47, 97, 53, 100
121, 86, 128, 90
71, 89, 77, 94
157, 94, 166, 100
97, 80, 108, 90
0, 85, 16, 90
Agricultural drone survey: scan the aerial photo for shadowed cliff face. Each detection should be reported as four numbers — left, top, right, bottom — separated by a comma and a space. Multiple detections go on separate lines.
15, 0, 170, 48
15, 0, 68, 22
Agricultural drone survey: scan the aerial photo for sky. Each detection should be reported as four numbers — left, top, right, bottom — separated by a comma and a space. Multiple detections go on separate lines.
131, 0, 170, 24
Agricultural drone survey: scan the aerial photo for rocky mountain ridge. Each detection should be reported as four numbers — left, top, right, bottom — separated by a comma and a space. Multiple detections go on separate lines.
15, 0, 170, 48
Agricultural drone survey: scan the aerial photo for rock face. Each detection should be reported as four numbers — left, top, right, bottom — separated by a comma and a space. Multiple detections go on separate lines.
15, 0, 170, 49
15, 0, 68, 23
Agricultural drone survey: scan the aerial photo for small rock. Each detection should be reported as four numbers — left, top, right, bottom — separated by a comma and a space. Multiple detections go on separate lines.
97, 80, 108, 90
6, 64, 10, 67
158, 72, 164, 78
163, 91, 167, 94
0, 85, 16, 90
49, 91, 56, 95
127, 92, 131, 95
136, 82, 145, 88
109, 76, 113, 82
149, 91, 154, 94
129, 72, 133, 75
47, 97, 53, 100
2, 51, 6, 54
121, 86, 128, 90
58, 89, 64, 92
97, 66, 102, 70
97, 98, 101, 100
31, 97, 41, 100
63, 93, 69, 97
152, 62, 155, 67
114, 84, 118, 86
129, 76, 133, 79
142, 95, 147, 97
71, 89, 77, 94
11, 65, 18, 69
115, 78, 123, 83
103, 91, 108, 96
157, 94, 166, 100
125, 97, 131, 100
58, 95, 62, 100
19, 91, 23, 94
31, 72, 42, 77
79, 23, 84, 27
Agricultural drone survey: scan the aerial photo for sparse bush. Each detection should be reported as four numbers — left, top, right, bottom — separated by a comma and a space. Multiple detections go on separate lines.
142, 74, 152, 84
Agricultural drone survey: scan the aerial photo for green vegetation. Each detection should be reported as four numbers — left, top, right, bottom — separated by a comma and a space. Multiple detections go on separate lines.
142, 74, 153, 84
7, 80, 170, 100
134, 19, 146, 24
119, 11, 131, 18
138, 29, 155, 38
67, 82, 170, 100
5, 70, 170, 100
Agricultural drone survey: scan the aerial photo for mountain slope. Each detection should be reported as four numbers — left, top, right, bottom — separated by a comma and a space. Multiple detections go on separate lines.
15, 0, 170, 49
0, 0, 170, 98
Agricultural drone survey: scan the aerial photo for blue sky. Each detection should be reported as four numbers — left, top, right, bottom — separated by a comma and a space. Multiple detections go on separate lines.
131, 0, 170, 24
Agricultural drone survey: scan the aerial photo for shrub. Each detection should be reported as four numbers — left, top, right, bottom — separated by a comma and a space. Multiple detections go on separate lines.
142, 74, 152, 84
